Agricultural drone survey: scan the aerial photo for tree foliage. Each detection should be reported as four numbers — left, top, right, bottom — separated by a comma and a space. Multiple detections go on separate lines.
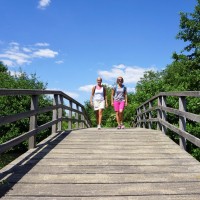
0, 63, 52, 151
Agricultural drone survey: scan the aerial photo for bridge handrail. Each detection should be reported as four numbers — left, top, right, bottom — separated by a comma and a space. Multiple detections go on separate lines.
0, 89, 91, 154
134, 91, 200, 150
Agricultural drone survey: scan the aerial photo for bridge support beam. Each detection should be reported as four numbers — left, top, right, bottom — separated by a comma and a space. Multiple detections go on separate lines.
57, 95, 63, 132
161, 96, 167, 134
68, 100, 72, 130
148, 101, 153, 129
76, 105, 79, 129
29, 95, 38, 149
52, 94, 58, 134
157, 96, 162, 131
179, 96, 186, 150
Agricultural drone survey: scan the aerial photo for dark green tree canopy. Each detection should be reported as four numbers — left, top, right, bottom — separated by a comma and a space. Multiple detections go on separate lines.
174, 0, 200, 59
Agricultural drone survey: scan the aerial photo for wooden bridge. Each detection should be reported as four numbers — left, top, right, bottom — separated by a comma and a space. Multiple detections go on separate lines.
0, 89, 200, 199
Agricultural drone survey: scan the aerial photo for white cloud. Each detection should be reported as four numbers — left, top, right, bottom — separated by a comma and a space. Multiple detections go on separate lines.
47, 88, 79, 100
55, 60, 64, 64
1, 59, 14, 67
0, 50, 31, 66
127, 87, 135, 93
98, 64, 156, 84
113, 64, 126, 69
8, 70, 23, 77
35, 43, 50, 47
0, 42, 58, 67
64, 91, 79, 99
38, 0, 51, 9
22, 47, 32, 53
33, 49, 58, 58
9, 42, 19, 46
79, 85, 93, 92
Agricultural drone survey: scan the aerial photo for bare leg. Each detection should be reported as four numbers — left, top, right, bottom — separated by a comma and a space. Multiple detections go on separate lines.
98, 109, 103, 125
119, 110, 123, 124
96, 111, 99, 125
116, 111, 120, 125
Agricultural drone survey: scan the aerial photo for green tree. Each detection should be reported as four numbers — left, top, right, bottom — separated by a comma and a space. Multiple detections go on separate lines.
135, 70, 165, 103
0, 63, 52, 151
175, 0, 200, 59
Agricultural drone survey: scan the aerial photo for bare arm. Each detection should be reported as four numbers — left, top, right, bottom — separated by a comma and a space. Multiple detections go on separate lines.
104, 89, 108, 107
124, 90, 128, 106
90, 87, 95, 106
111, 89, 114, 106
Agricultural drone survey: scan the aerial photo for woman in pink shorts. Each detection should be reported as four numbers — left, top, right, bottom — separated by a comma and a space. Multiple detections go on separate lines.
111, 76, 128, 129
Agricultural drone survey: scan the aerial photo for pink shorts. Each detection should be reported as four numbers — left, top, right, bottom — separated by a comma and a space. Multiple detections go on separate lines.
113, 101, 125, 112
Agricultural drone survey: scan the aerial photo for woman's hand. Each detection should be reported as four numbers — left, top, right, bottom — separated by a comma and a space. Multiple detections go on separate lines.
90, 101, 93, 107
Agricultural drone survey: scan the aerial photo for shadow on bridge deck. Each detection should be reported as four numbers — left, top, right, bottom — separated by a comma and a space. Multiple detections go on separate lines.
1, 128, 200, 199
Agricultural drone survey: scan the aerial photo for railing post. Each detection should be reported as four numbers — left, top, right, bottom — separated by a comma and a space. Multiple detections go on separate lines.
161, 96, 167, 134
148, 101, 153, 129
76, 104, 79, 129
142, 105, 146, 128
136, 109, 139, 127
29, 95, 38, 149
81, 114, 85, 128
138, 108, 142, 128
68, 100, 72, 130
57, 95, 63, 132
52, 94, 58, 134
157, 96, 162, 130
80, 107, 85, 128
179, 96, 186, 150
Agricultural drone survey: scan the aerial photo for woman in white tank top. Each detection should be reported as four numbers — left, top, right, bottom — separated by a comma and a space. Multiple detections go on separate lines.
90, 77, 108, 130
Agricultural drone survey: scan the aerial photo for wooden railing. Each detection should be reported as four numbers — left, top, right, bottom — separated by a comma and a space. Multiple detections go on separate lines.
0, 89, 91, 154
135, 91, 200, 150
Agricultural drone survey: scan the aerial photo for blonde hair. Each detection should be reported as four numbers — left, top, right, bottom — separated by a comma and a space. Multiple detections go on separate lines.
97, 77, 102, 82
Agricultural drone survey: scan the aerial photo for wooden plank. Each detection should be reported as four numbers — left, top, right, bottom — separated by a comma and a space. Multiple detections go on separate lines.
1, 195, 200, 200
4, 164, 200, 174
2, 182, 200, 196
1, 128, 200, 199
6, 172, 200, 184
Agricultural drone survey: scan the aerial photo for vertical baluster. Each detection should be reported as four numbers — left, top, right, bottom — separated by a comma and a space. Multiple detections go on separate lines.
136, 109, 139, 127
143, 105, 146, 128
29, 95, 38, 149
138, 108, 142, 128
179, 96, 186, 150
76, 104, 79, 129
80, 107, 85, 128
57, 95, 63, 132
68, 100, 72, 130
52, 94, 58, 134
162, 96, 167, 134
148, 101, 153, 129
157, 96, 162, 130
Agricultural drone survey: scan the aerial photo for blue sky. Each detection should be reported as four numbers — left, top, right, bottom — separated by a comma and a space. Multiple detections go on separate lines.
0, 0, 197, 105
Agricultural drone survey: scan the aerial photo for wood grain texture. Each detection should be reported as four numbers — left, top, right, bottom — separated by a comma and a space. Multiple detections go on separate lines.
1, 128, 200, 199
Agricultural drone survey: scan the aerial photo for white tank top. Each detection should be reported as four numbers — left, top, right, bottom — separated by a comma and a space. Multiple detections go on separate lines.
93, 87, 104, 101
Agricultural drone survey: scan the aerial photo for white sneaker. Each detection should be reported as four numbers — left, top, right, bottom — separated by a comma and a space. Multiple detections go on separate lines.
97, 125, 101, 130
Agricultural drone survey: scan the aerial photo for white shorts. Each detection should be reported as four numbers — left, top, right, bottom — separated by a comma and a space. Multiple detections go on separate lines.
93, 100, 105, 111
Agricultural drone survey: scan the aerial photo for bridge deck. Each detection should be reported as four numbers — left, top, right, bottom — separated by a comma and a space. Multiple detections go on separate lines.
1, 128, 200, 199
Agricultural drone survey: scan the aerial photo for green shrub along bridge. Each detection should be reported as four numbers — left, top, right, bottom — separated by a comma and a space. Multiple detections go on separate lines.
0, 89, 200, 199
